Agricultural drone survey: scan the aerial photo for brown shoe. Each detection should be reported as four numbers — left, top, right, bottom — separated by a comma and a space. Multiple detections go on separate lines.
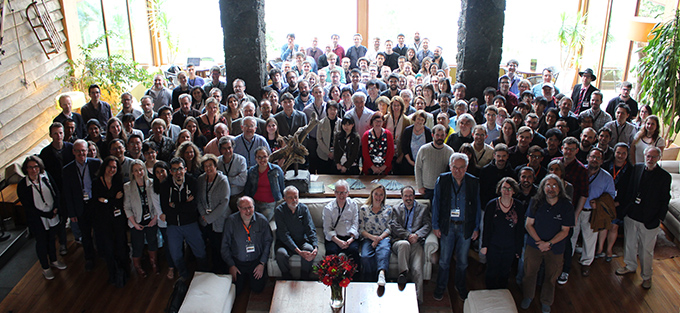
642, 279, 652, 289
581, 265, 590, 277
616, 267, 635, 275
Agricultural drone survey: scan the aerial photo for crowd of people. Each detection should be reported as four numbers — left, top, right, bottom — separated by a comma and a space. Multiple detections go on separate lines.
16, 31, 672, 312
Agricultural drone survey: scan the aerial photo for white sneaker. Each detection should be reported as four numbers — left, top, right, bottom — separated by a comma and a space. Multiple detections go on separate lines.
377, 271, 386, 287
51, 260, 67, 270
43, 268, 55, 280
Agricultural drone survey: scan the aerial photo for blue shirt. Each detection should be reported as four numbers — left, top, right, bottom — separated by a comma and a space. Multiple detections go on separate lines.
584, 167, 616, 209
233, 134, 270, 168
450, 178, 466, 222
404, 204, 415, 233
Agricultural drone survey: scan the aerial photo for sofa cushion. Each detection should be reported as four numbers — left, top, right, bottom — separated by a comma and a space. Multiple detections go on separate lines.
179, 272, 235, 313
463, 289, 518, 313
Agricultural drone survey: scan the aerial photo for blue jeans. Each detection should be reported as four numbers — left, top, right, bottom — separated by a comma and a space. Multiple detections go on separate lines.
167, 222, 207, 278
360, 237, 391, 281
435, 222, 471, 296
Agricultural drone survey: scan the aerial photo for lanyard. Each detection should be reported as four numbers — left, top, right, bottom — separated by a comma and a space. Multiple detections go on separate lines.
392, 115, 401, 136
77, 161, 87, 190
206, 175, 216, 207
31, 178, 47, 205
333, 201, 347, 229
241, 136, 255, 164
612, 164, 623, 181
474, 148, 486, 165
616, 122, 626, 140
313, 103, 324, 117
242, 220, 253, 241
589, 169, 601, 184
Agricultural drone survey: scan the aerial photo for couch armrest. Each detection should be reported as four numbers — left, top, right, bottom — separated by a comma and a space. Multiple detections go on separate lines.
424, 232, 439, 263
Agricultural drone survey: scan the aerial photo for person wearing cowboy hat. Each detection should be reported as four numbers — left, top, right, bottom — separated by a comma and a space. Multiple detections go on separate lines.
570, 68, 599, 115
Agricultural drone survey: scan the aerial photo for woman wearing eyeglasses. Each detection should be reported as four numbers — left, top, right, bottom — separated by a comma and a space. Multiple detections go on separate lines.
244, 147, 285, 221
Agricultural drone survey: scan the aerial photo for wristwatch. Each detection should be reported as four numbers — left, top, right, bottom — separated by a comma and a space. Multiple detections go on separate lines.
548, 242, 553, 248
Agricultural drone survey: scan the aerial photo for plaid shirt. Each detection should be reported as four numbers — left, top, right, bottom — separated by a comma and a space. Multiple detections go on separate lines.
553, 157, 589, 201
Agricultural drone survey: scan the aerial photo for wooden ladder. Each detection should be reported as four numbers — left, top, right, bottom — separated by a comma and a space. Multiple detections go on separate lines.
26, 0, 63, 59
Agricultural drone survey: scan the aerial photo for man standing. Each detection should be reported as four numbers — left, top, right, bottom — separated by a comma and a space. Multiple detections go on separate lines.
345, 92, 374, 136
479, 144, 516, 206
432, 153, 481, 300
525, 113, 547, 148
383, 40, 399, 71
306, 37, 323, 64
616, 147, 671, 289
145, 74, 173, 111
222, 196, 272, 295
606, 81, 638, 119
274, 187, 318, 279
331, 34, 345, 62
203, 66, 228, 99
432, 46, 448, 71
416, 38, 433, 63
282, 71, 300, 98
158, 106, 181, 143
304, 85, 327, 173
411, 31, 422, 51
379, 74, 401, 99
234, 117, 270, 168
54, 94, 86, 139
81, 84, 112, 129
280, 33, 299, 62
483, 106, 501, 145
134, 96, 157, 138
500, 59, 521, 95
576, 127, 597, 164
573, 148, 616, 276
367, 37, 381, 62
471, 125, 495, 169
415, 125, 454, 201
508, 126, 535, 168
604, 104, 636, 147
230, 103, 266, 137
159, 158, 208, 279
393, 34, 408, 56
62, 140, 101, 270
267, 68, 287, 95
571, 68, 599, 114
323, 180, 360, 261
578, 91, 612, 132
390, 186, 431, 303
346, 33, 367, 69
172, 94, 200, 127
274, 92, 308, 137
217, 136, 248, 211
115, 92, 142, 120
294, 80, 313, 112
186, 63, 205, 88
498, 75, 519, 114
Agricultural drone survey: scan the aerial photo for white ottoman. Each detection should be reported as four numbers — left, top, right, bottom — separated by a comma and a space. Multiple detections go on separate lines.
463, 289, 518, 313
179, 272, 236, 313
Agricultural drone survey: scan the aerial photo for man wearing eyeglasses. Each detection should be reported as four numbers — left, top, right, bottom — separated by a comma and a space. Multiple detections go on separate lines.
616, 146, 671, 289
606, 81, 638, 120
159, 157, 207, 279
322, 180, 360, 262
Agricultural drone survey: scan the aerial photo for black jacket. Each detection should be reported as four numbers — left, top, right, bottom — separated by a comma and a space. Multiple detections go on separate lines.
622, 164, 671, 229
17, 173, 60, 232
159, 175, 200, 226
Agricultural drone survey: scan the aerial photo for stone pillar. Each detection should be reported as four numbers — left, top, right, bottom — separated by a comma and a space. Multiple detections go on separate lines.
220, 0, 266, 101
456, 0, 506, 100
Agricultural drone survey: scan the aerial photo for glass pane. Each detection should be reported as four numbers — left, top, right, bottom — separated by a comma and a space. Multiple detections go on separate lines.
128, 0, 153, 65
265, 0, 357, 62
76, 0, 107, 59
367, 0, 460, 66
600, 0, 638, 100
581, 0, 608, 73
101, 0, 133, 60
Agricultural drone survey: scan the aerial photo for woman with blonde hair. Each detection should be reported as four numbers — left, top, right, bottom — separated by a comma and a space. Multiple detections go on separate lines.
385, 96, 412, 174
630, 115, 665, 163
359, 184, 392, 285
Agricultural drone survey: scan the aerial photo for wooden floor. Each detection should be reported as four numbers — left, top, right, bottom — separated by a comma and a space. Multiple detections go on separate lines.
1, 240, 680, 313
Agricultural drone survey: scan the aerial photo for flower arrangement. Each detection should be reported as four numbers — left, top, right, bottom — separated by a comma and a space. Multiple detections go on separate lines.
313, 254, 357, 287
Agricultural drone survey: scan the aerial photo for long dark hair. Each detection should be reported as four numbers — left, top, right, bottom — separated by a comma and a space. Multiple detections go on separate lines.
97, 156, 122, 181
336, 116, 357, 141
530, 174, 567, 214
152, 161, 170, 194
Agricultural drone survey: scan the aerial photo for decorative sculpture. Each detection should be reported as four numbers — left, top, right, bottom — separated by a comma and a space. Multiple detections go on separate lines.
269, 112, 319, 175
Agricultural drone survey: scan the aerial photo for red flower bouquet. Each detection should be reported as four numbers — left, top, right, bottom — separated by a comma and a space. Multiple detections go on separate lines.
313, 254, 357, 287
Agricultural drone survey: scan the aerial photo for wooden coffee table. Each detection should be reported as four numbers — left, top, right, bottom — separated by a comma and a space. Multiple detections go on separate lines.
269, 280, 419, 313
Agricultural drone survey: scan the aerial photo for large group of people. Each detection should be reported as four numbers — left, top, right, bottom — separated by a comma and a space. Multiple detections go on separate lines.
18, 31, 671, 312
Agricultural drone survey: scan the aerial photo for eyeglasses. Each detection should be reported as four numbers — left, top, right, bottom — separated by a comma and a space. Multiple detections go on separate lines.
170, 167, 185, 172
256, 156, 269, 160
501, 187, 513, 191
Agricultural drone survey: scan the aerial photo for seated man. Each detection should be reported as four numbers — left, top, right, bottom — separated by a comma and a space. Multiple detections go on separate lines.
389, 186, 431, 303
274, 186, 318, 280
323, 180, 360, 262
222, 196, 272, 295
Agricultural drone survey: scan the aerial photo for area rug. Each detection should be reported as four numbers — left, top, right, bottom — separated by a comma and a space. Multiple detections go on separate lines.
654, 229, 680, 260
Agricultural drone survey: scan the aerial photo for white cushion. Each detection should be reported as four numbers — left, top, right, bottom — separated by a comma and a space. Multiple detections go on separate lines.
179, 272, 235, 313
464, 289, 517, 313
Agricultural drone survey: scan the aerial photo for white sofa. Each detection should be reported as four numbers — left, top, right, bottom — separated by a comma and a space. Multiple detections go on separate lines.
659, 161, 680, 240
266, 198, 439, 280
179, 272, 236, 313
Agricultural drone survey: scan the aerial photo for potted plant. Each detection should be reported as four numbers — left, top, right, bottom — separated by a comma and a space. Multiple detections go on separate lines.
636, 10, 680, 145
58, 32, 152, 114
313, 254, 357, 310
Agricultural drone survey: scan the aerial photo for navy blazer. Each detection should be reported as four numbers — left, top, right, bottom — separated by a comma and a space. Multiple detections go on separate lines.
62, 158, 101, 218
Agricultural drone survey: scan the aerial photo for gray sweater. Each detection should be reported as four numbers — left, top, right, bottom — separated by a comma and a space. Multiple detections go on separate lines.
415, 143, 454, 190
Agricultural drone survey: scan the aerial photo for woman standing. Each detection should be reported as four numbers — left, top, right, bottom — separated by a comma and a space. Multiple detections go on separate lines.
630, 115, 665, 163
359, 184, 392, 285
175, 141, 203, 179
406, 48, 420, 73
493, 119, 518, 147
265, 117, 284, 153
17, 156, 67, 280
634, 104, 652, 129
385, 96, 413, 174
124, 159, 162, 277
334, 116, 361, 175
190, 86, 208, 112
362, 112, 395, 175
196, 154, 231, 273
92, 156, 129, 287
422, 83, 438, 113
183, 116, 208, 149
317, 102, 340, 173
244, 147, 285, 221
102, 117, 127, 158
152, 161, 176, 279
198, 98, 228, 141
481, 177, 525, 289
401, 110, 432, 175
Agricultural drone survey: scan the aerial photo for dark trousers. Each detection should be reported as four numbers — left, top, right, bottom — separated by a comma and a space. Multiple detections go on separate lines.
32, 224, 58, 269
234, 259, 268, 295
200, 224, 227, 274
94, 217, 129, 279
159, 227, 175, 268
562, 228, 574, 273
307, 137, 320, 174
485, 244, 516, 289
167, 223, 207, 278
77, 205, 96, 262
276, 242, 314, 279
130, 225, 158, 258
325, 238, 360, 264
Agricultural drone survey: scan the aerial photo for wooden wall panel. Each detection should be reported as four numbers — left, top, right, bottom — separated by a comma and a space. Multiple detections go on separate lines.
0, 0, 69, 181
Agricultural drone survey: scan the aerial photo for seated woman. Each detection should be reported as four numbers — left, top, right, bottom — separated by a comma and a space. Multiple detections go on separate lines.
385, 96, 412, 175
316, 101, 340, 174
359, 184, 392, 285
183, 116, 208, 149
244, 147, 285, 221
334, 116, 361, 175
175, 141, 203, 179
361, 112, 395, 175
401, 110, 432, 176
481, 177, 525, 290
124, 159, 162, 278
198, 97, 228, 141
92, 156, 129, 287
17, 156, 67, 280
196, 154, 231, 274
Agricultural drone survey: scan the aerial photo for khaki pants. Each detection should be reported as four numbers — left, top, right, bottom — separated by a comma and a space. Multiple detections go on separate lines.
623, 216, 657, 280
571, 211, 598, 266
392, 239, 424, 302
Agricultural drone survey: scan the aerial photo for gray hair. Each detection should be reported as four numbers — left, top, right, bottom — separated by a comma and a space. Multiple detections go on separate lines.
178, 93, 192, 103
399, 89, 413, 98
334, 179, 350, 190
457, 113, 476, 128
644, 145, 662, 156
284, 185, 299, 196
352, 92, 367, 103
453, 100, 468, 111
219, 135, 236, 148
140, 95, 153, 104
449, 152, 469, 167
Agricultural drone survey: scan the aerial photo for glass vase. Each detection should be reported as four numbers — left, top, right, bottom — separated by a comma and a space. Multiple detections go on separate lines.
330, 283, 345, 310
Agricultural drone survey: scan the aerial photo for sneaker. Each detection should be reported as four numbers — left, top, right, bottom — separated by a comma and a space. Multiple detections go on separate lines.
377, 271, 386, 287
594, 252, 605, 258
557, 272, 569, 285
51, 260, 67, 270
574, 246, 583, 254
616, 267, 635, 275
581, 265, 590, 277
43, 268, 55, 280
642, 278, 652, 289
433, 291, 444, 301
520, 298, 532, 310
59, 245, 68, 256
541, 304, 551, 313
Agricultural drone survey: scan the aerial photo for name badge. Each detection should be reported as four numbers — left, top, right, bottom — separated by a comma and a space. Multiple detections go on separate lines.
451, 208, 460, 218
245, 240, 255, 253
113, 209, 122, 217
83, 192, 90, 201
340, 155, 347, 164
635, 196, 641, 205
143, 213, 151, 221
206, 208, 213, 214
